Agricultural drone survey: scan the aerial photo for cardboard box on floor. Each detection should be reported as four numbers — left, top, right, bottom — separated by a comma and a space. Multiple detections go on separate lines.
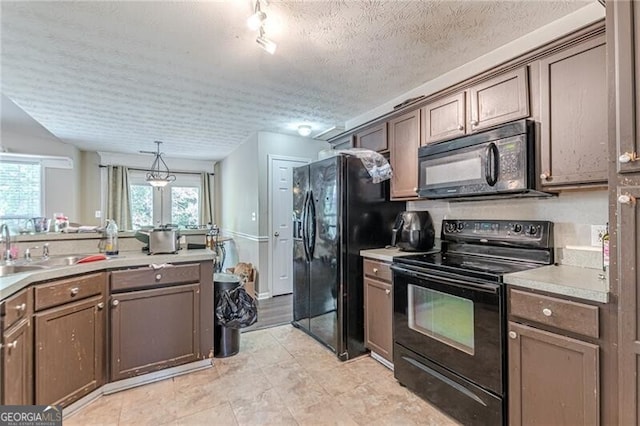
226, 263, 256, 299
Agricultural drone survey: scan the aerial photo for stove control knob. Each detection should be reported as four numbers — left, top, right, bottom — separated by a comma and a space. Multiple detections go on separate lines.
457, 222, 464, 231
527, 225, 538, 236
511, 224, 522, 233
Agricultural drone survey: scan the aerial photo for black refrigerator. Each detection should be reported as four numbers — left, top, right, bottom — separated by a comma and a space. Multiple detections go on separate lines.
292, 155, 405, 360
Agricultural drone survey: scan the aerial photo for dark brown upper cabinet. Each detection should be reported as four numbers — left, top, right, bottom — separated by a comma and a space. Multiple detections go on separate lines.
468, 67, 530, 132
389, 109, 422, 199
422, 67, 529, 145
538, 34, 607, 188
354, 122, 388, 153
422, 92, 466, 145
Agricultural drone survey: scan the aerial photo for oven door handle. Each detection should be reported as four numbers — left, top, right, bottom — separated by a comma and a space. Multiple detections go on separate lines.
390, 264, 500, 295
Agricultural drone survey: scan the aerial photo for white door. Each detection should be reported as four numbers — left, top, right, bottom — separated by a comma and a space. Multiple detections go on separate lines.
270, 157, 308, 296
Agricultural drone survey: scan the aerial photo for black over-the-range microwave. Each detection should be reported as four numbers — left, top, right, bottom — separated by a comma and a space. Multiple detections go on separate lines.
417, 119, 553, 200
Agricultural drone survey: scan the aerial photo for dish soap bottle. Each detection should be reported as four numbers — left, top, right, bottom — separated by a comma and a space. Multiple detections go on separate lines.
105, 219, 119, 255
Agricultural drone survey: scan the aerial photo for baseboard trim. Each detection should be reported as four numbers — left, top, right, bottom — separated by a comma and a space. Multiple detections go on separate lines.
256, 291, 271, 300
370, 351, 394, 371
63, 359, 213, 418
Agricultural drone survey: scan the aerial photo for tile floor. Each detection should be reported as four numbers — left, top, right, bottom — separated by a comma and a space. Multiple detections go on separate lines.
65, 325, 459, 425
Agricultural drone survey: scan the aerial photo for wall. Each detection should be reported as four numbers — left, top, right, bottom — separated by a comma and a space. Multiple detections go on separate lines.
1, 95, 82, 222
410, 190, 608, 249
218, 131, 328, 297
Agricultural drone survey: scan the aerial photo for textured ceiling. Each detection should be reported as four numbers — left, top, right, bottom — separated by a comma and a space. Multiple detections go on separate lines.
0, 1, 592, 160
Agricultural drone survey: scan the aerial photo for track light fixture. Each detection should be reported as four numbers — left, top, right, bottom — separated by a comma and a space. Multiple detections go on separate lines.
249, 0, 276, 54
247, 1, 266, 31
256, 27, 277, 54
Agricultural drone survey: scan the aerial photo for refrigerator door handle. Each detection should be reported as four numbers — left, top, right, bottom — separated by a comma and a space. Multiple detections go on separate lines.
307, 190, 317, 258
301, 190, 310, 261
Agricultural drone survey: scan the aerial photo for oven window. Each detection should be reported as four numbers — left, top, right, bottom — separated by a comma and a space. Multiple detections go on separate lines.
407, 284, 475, 355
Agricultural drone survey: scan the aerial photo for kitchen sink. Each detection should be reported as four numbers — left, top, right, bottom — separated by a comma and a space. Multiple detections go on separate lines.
35, 255, 85, 267
0, 263, 48, 277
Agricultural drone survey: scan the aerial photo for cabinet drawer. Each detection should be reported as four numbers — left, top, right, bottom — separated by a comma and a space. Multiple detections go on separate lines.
111, 263, 200, 292
3, 288, 30, 330
509, 289, 599, 339
363, 259, 392, 282
34, 273, 105, 312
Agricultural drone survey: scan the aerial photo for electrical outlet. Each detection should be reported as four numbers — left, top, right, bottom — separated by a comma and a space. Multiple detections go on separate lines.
94, 210, 101, 219
591, 225, 607, 246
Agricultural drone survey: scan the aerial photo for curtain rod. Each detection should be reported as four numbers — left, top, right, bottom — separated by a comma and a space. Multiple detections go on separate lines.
98, 165, 214, 176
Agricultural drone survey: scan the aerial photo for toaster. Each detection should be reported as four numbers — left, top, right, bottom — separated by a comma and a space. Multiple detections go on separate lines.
148, 229, 181, 254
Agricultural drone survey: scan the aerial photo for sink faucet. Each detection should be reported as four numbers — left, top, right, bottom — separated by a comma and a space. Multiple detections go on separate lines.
0, 224, 11, 262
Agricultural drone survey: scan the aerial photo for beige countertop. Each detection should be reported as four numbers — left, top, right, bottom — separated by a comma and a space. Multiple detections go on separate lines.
0, 249, 216, 300
360, 241, 441, 263
504, 264, 609, 303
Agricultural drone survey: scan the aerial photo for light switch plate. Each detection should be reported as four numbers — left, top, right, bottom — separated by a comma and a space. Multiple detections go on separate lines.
591, 225, 607, 246
95, 210, 101, 218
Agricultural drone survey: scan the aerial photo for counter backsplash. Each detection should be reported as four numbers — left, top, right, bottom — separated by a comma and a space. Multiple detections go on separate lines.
408, 189, 608, 267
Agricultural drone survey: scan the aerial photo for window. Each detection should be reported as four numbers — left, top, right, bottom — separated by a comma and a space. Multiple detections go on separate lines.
0, 160, 42, 232
128, 171, 202, 229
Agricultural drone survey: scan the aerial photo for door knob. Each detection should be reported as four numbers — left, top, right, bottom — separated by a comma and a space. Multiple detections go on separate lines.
274, 232, 280, 237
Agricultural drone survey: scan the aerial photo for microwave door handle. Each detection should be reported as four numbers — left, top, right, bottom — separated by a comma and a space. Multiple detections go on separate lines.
485, 142, 499, 186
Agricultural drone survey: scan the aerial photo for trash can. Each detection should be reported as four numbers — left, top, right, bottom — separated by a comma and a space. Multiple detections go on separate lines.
214, 273, 241, 358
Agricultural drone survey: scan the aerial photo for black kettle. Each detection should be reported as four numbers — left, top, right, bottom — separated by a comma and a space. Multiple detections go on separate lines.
391, 211, 435, 251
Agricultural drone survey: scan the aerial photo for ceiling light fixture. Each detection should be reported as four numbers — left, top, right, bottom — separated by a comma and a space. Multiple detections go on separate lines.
256, 27, 277, 54
142, 141, 176, 187
249, 0, 277, 54
247, 1, 266, 31
297, 125, 312, 137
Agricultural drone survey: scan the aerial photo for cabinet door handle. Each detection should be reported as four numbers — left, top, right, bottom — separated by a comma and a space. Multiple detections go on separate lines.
97, 302, 105, 310
508, 331, 517, 339
385, 289, 391, 295
15, 303, 26, 312
5, 340, 18, 349
155, 273, 162, 281
457, 124, 464, 131
619, 152, 637, 163
274, 232, 280, 237
70, 287, 79, 296
413, 187, 418, 193
542, 308, 552, 317
372, 268, 378, 274
540, 172, 551, 181
619, 194, 635, 205
112, 300, 120, 307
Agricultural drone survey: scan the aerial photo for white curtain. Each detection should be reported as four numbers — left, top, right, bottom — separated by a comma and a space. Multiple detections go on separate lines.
200, 172, 214, 225
106, 165, 132, 230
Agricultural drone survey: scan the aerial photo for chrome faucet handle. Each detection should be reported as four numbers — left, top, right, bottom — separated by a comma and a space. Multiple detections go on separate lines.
24, 246, 39, 261
42, 243, 50, 259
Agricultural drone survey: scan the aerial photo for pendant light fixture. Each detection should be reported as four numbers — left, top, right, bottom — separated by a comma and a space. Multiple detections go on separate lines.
143, 141, 176, 187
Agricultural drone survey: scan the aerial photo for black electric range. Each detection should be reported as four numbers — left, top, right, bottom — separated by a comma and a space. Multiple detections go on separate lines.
391, 219, 554, 426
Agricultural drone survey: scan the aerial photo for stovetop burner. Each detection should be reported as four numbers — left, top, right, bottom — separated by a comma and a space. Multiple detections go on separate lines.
393, 219, 555, 281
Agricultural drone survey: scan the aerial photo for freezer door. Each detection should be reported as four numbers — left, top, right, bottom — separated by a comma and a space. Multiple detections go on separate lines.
292, 165, 310, 331
308, 156, 342, 353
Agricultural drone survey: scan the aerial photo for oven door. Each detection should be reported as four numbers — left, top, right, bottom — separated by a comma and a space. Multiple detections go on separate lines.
391, 264, 504, 395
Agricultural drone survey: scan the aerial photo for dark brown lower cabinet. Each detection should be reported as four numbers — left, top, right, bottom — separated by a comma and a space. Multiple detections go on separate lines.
3, 318, 33, 405
35, 295, 105, 406
110, 284, 200, 381
364, 277, 393, 362
508, 321, 599, 426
